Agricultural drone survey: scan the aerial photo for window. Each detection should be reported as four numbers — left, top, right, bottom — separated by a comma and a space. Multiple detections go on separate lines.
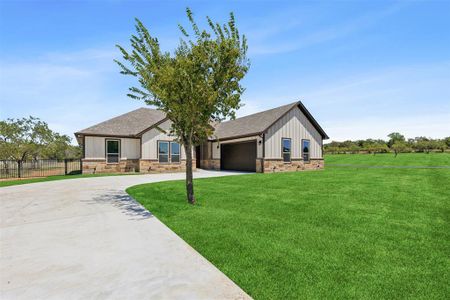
171, 142, 180, 163
282, 138, 291, 162
158, 141, 169, 163
302, 139, 310, 162
106, 140, 120, 163
158, 141, 181, 163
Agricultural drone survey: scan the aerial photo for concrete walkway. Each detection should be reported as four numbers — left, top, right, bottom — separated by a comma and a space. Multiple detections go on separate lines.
0, 170, 250, 300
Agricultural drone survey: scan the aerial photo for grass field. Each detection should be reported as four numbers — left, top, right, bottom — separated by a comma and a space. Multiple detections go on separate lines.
0, 172, 138, 188
325, 152, 450, 166
127, 154, 450, 299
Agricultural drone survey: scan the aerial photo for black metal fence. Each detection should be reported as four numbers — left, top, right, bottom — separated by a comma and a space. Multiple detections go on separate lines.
0, 159, 82, 180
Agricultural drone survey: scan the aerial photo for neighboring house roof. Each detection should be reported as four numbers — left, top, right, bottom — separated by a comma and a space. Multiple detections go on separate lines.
213, 101, 329, 140
75, 108, 166, 137
75, 101, 328, 140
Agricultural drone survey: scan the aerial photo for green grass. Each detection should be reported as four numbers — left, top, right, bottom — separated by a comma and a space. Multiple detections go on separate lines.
127, 162, 450, 299
325, 152, 450, 166
0, 172, 138, 188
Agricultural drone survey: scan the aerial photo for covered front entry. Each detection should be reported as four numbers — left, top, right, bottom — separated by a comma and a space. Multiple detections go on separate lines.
220, 141, 256, 172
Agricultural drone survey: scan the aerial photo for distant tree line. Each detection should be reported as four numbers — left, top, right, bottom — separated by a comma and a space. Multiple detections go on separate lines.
324, 132, 450, 156
0, 116, 81, 160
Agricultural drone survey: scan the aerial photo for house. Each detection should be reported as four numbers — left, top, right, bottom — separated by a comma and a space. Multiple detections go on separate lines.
74, 101, 328, 174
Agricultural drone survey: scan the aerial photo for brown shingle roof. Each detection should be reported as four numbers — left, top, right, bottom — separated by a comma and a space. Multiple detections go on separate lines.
75, 108, 166, 137
213, 102, 298, 140
212, 101, 329, 140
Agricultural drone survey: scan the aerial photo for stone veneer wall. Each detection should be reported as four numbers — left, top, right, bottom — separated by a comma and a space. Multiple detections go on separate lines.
256, 159, 264, 173
200, 159, 220, 171
82, 159, 140, 174
262, 158, 324, 173
139, 159, 196, 174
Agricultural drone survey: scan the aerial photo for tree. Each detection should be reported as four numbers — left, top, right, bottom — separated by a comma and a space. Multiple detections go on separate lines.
387, 132, 405, 147
391, 141, 409, 157
444, 137, 450, 148
115, 8, 249, 204
429, 139, 446, 153
0, 117, 74, 160
437, 140, 447, 152
414, 137, 431, 153
41, 134, 81, 159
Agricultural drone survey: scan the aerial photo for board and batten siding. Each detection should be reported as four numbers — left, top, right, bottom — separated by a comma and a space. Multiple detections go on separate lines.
264, 107, 323, 159
141, 120, 192, 160
84, 136, 140, 160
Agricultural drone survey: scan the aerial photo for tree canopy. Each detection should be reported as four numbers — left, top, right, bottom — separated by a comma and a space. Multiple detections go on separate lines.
0, 116, 79, 160
387, 132, 405, 147
324, 133, 448, 155
115, 8, 249, 203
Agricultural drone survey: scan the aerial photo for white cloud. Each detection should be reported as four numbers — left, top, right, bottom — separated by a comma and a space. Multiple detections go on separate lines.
0, 47, 143, 143
324, 113, 450, 141
247, 3, 406, 55
238, 61, 450, 141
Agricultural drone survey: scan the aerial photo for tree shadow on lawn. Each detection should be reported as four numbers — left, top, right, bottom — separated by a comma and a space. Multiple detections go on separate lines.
88, 190, 153, 221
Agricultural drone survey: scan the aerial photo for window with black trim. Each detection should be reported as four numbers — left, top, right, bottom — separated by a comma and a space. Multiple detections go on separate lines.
282, 138, 291, 162
171, 142, 180, 163
158, 141, 169, 163
302, 139, 310, 162
158, 141, 181, 163
106, 140, 120, 163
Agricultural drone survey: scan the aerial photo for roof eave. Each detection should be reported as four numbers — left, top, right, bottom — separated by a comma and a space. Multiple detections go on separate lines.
73, 132, 139, 139
208, 132, 262, 142
296, 101, 329, 139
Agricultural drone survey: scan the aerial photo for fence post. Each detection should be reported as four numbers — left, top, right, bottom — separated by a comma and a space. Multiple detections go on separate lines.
17, 160, 22, 178
64, 159, 68, 175
79, 159, 83, 174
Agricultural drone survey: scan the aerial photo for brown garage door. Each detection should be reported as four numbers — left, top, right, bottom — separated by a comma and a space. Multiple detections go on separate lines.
221, 141, 256, 172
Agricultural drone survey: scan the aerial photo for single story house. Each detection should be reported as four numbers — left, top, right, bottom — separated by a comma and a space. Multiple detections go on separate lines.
75, 101, 329, 174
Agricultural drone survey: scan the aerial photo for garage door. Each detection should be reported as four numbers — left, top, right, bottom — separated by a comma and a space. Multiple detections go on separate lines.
221, 141, 256, 172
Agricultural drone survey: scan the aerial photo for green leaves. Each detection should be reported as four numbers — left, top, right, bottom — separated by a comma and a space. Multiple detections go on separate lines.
0, 117, 76, 160
115, 8, 249, 145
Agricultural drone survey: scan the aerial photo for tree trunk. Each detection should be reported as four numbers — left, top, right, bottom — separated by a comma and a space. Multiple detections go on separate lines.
184, 142, 195, 204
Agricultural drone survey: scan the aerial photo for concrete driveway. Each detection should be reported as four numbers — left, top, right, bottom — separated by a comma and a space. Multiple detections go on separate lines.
0, 170, 250, 300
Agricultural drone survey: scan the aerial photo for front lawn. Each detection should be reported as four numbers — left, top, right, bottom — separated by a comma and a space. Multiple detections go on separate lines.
0, 172, 139, 188
325, 152, 450, 166
127, 166, 450, 299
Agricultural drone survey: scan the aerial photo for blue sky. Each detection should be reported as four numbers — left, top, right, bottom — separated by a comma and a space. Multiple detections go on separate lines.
1, 0, 449, 143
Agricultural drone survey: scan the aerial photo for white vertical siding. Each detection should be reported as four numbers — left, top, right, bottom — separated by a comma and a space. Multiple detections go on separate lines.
85, 136, 105, 159
264, 107, 323, 159
212, 141, 220, 159
84, 136, 140, 160
121, 138, 140, 159
141, 120, 193, 159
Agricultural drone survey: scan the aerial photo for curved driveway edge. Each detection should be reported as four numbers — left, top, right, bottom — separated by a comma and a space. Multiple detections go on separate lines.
0, 170, 251, 299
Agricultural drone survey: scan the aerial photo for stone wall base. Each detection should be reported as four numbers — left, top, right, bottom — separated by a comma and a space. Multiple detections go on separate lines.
256, 159, 264, 173
82, 159, 140, 174
139, 159, 196, 174
263, 159, 324, 173
82, 158, 323, 174
200, 159, 220, 171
